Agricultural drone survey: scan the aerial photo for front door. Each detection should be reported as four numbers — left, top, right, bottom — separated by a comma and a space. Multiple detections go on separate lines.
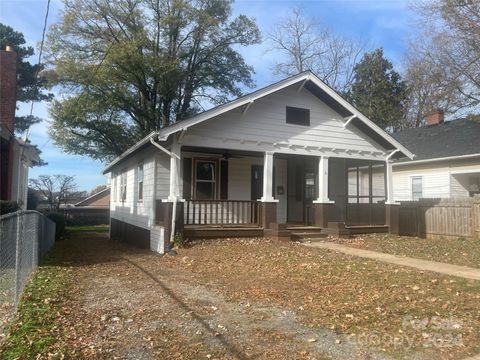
251, 165, 263, 200
304, 168, 316, 224
287, 158, 317, 224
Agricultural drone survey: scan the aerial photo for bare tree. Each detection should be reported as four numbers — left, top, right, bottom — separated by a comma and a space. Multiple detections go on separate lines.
268, 7, 367, 93
408, 0, 480, 120
29, 175, 77, 211
403, 49, 466, 128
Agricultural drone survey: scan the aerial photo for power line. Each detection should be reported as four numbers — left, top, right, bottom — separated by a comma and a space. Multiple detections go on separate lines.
25, 0, 51, 142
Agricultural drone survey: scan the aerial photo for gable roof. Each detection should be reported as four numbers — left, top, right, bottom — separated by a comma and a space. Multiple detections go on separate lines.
103, 71, 414, 174
75, 187, 110, 206
391, 119, 480, 162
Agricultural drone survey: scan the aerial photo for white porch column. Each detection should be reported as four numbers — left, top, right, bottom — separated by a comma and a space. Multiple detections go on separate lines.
313, 156, 333, 203
167, 142, 181, 201
261, 151, 276, 202
385, 160, 395, 204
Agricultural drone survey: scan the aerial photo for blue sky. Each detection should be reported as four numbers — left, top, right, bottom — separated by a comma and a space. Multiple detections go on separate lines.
0, 0, 418, 191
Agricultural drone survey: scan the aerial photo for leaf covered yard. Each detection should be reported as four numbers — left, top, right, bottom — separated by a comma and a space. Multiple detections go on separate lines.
1, 232, 479, 359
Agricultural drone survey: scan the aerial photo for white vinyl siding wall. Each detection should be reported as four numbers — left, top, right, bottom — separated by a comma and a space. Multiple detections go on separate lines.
110, 147, 171, 253
227, 157, 287, 223
180, 85, 387, 160
392, 158, 480, 200
155, 155, 170, 200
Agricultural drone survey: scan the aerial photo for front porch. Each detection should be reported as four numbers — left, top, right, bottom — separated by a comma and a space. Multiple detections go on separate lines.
155, 146, 398, 241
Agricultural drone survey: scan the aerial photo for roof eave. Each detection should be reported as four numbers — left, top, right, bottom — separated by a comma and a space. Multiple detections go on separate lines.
392, 152, 480, 166
74, 187, 110, 206
102, 131, 157, 174
306, 76, 415, 160
102, 71, 415, 172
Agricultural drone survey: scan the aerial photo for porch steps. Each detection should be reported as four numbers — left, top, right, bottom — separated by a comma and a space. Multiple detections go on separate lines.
285, 225, 326, 242
290, 231, 327, 242
321, 222, 351, 238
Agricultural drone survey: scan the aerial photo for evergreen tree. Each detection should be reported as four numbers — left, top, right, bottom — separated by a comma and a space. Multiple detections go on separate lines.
0, 24, 52, 133
348, 48, 406, 131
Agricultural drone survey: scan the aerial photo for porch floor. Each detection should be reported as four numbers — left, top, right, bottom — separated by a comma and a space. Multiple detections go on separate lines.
184, 224, 263, 240
183, 224, 389, 240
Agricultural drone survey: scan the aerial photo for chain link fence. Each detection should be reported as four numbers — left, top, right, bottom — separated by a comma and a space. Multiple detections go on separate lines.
0, 211, 56, 335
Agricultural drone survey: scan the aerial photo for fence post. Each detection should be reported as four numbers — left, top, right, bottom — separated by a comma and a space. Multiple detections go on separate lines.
473, 196, 480, 240
14, 212, 22, 307
33, 214, 39, 267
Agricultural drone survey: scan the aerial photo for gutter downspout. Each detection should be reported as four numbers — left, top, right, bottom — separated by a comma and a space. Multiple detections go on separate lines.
149, 137, 180, 159
386, 149, 400, 161
385, 149, 400, 204
150, 136, 180, 248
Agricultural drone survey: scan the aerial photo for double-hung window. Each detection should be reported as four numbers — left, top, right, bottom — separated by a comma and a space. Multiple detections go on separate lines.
120, 170, 127, 202
137, 163, 144, 201
194, 160, 216, 200
412, 176, 423, 200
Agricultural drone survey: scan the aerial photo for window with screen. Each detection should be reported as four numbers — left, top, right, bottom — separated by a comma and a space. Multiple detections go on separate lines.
194, 160, 216, 200
137, 163, 144, 201
412, 176, 423, 200
286, 106, 310, 126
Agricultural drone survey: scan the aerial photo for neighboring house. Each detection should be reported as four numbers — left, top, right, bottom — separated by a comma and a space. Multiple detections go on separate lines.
103, 71, 413, 253
392, 111, 480, 201
0, 47, 40, 209
75, 187, 110, 208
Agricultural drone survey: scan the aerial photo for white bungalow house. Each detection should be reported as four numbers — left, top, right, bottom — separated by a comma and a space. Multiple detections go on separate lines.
103, 71, 413, 253
392, 112, 480, 201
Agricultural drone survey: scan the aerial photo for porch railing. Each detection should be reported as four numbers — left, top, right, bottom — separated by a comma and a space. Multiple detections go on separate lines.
185, 200, 261, 226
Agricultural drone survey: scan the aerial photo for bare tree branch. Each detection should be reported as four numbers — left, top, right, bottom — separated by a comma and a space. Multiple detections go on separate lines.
267, 6, 369, 94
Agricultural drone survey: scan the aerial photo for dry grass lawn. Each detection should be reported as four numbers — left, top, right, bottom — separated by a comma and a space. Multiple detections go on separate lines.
343, 234, 480, 268
1, 232, 479, 359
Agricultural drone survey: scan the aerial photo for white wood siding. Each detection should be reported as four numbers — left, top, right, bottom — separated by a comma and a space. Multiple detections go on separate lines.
227, 157, 287, 223
156, 154, 170, 200
110, 148, 156, 229
450, 174, 470, 197
393, 158, 480, 200
150, 226, 165, 253
180, 85, 387, 160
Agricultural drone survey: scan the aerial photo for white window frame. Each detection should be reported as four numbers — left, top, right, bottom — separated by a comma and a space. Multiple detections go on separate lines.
286, 106, 310, 126
112, 175, 117, 203
411, 176, 423, 200
137, 162, 144, 202
193, 159, 217, 200
120, 169, 127, 202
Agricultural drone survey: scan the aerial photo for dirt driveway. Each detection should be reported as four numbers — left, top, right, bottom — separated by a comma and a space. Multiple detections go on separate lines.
8, 231, 480, 359
58, 233, 385, 360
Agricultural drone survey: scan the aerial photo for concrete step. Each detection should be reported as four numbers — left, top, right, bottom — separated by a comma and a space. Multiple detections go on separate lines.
291, 232, 328, 241
286, 226, 322, 231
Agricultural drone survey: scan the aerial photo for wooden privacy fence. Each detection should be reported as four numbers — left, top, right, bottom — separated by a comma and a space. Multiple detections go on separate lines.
62, 207, 110, 226
399, 197, 480, 239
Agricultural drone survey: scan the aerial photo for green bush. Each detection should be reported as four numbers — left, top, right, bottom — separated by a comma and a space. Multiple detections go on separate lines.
173, 232, 188, 248
46, 213, 66, 240
0, 200, 19, 215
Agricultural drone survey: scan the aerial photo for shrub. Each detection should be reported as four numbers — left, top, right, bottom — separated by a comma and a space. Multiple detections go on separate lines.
173, 232, 188, 248
0, 200, 19, 215
46, 213, 66, 240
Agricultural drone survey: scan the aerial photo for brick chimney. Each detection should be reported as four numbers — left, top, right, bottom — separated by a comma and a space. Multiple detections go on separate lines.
426, 109, 444, 126
0, 46, 17, 136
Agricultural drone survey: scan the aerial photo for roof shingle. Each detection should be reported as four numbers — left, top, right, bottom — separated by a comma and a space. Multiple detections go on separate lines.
391, 119, 480, 161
